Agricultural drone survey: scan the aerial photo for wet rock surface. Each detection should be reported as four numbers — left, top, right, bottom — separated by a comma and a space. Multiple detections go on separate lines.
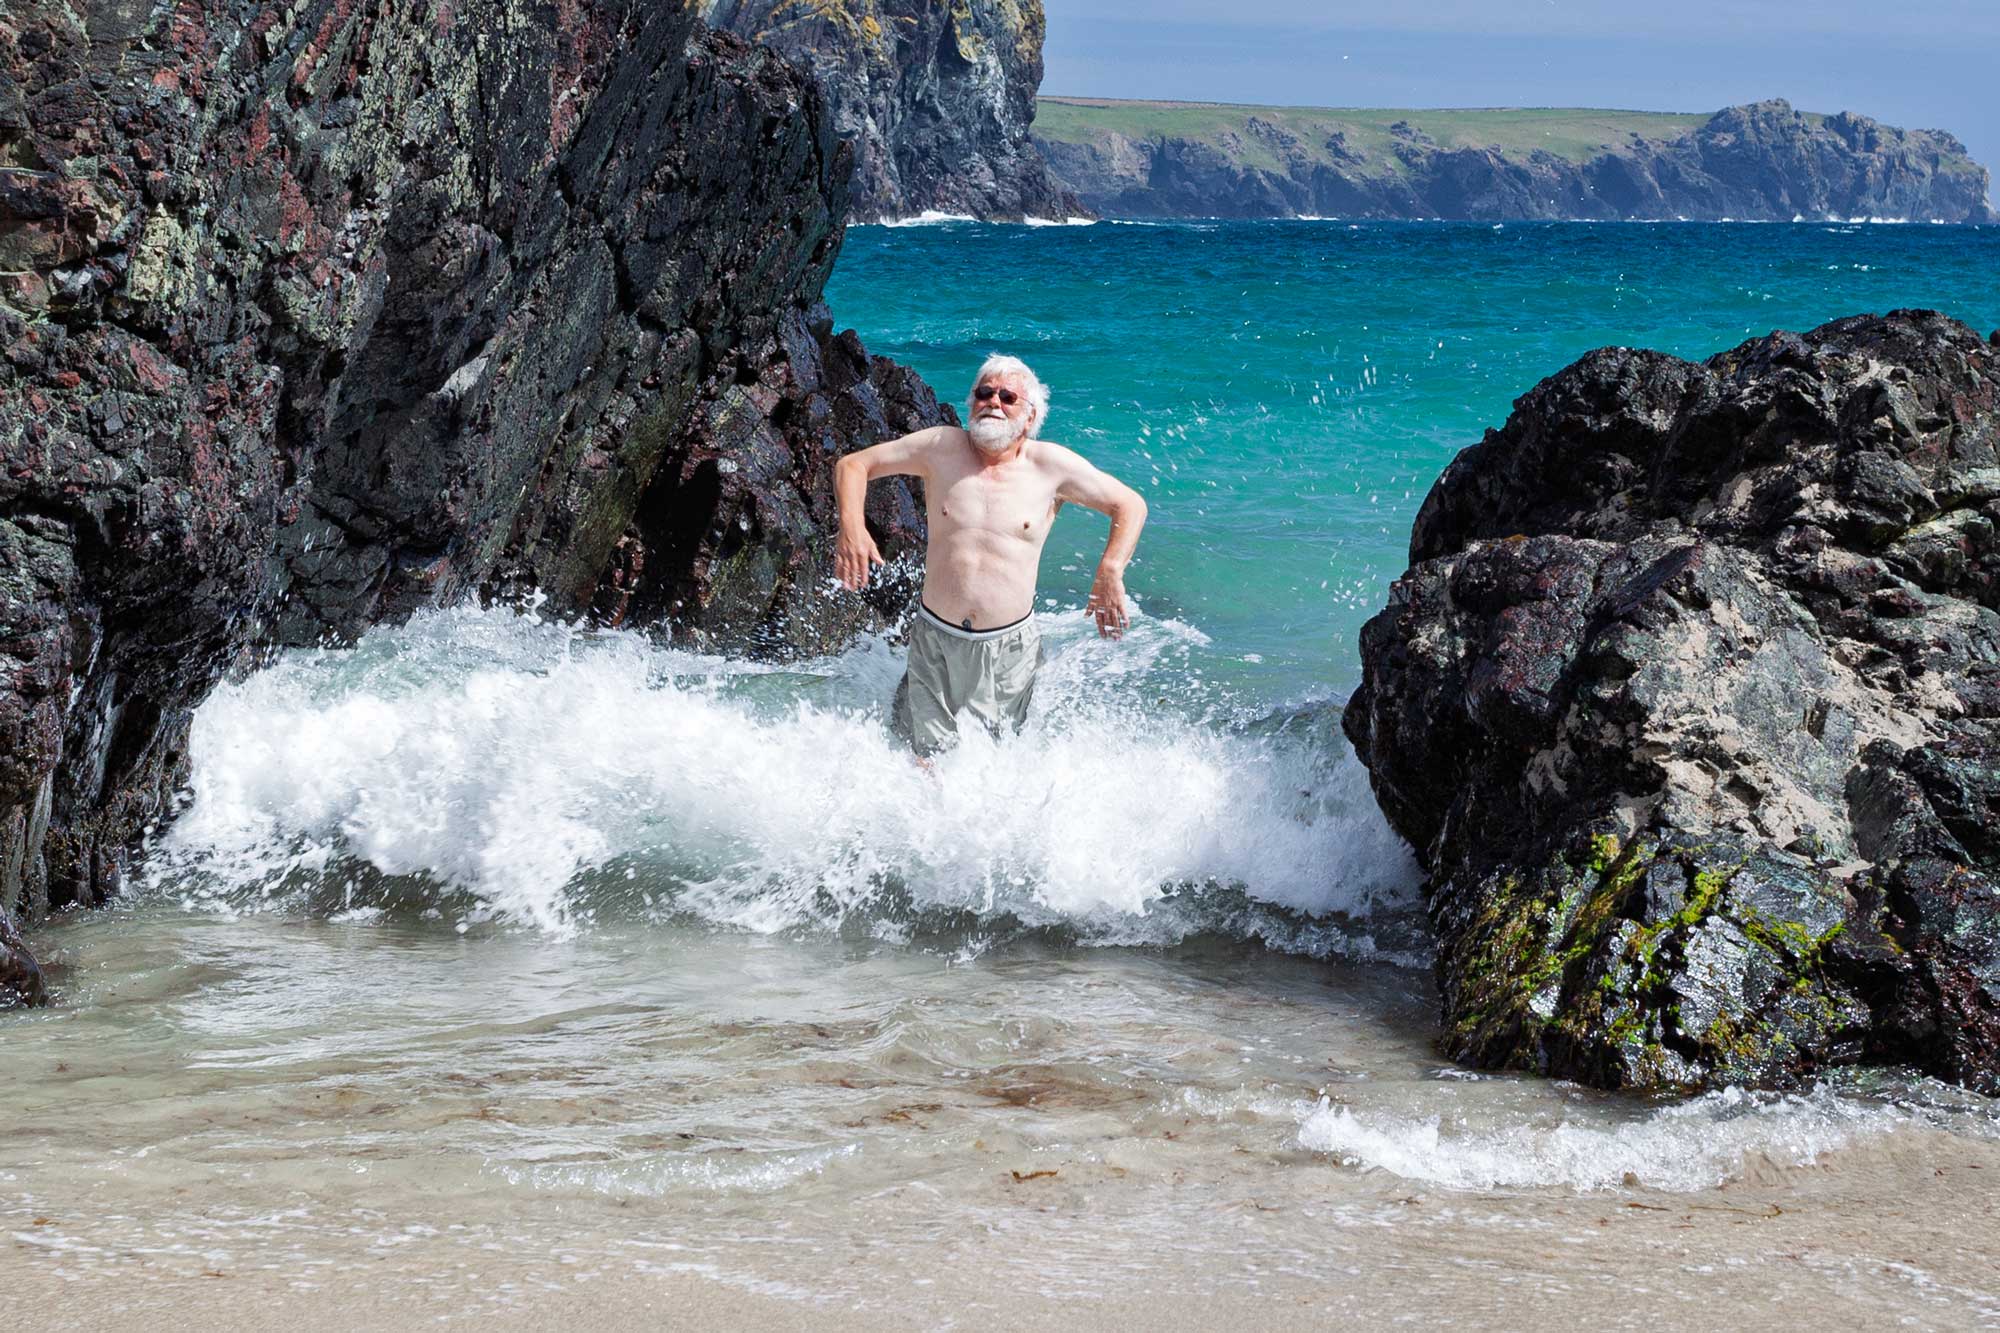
706, 0, 1079, 222
1345, 310, 2000, 1093
0, 0, 947, 983
0, 908, 44, 1008
1038, 99, 1996, 222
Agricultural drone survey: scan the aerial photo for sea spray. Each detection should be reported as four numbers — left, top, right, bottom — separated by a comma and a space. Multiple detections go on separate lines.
143, 604, 1421, 948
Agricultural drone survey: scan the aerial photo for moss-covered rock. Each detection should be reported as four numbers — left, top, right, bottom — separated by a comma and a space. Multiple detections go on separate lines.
1347, 312, 2000, 1094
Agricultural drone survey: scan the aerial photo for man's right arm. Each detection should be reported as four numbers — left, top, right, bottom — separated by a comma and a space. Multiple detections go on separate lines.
832, 428, 939, 590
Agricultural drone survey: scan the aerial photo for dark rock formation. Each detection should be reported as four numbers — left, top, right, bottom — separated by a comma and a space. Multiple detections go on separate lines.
706, 0, 1080, 221
1345, 311, 2000, 1094
0, 909, 44, 1008
1037, 99, 1996, 222
0, 0, 947, 999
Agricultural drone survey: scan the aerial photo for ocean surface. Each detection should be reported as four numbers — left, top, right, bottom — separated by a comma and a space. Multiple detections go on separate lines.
9, 221, 2000, 1326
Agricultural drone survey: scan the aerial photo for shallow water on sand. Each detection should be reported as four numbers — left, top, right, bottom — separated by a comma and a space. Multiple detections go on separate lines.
8, 607, 2000, 1327
11, 909, 2000, 1327
9, 222, 2000, 1324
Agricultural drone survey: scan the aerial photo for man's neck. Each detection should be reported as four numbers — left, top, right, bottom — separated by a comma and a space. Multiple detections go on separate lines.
967, 430, 1029, 468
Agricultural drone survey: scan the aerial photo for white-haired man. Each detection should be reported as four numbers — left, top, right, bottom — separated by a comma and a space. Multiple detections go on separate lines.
834, 354, 1147, 758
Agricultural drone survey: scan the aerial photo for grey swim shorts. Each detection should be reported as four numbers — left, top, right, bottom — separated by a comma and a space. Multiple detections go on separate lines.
891, 604, 1046, 757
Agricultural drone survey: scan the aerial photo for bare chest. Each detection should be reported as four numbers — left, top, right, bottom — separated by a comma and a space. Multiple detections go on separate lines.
930, 467, 1060, 545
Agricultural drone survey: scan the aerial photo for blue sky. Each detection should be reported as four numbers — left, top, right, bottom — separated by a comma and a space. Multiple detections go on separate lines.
1041, 2, 2000, 196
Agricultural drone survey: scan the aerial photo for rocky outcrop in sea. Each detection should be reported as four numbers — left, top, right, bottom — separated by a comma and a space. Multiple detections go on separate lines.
0, 0, 946, 990
1037, 99, 1996, 222
1345, 310, 2000, 1094
706, 0, 1080, 222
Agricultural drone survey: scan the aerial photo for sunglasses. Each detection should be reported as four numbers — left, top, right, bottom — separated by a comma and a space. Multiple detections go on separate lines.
973, 385, 1020, 406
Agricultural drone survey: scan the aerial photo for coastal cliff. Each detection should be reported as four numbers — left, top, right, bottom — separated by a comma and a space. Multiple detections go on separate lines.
1035, 99, 1997, 222
1346, 311, 2000, 1094
705, 0, 1080, 221
0, 0, 947, 985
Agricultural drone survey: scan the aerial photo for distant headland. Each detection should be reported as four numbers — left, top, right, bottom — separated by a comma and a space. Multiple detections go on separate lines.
1032, 97, 1996, 223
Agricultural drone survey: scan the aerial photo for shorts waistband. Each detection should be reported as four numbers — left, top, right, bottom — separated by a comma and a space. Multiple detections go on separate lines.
918, 602, 1033, 641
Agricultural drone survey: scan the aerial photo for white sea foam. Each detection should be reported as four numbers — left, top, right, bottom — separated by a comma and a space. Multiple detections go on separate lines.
1021, 216, 1097, 227
148, 605, 1420, 944
497, 1145, 862, 1197
878, 210, 979, 227
1296, 1085, 1997, 1192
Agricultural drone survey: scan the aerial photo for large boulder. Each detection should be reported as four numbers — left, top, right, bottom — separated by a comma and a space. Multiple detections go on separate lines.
1345, 311, 2000, 1094
0, 0, 946, 994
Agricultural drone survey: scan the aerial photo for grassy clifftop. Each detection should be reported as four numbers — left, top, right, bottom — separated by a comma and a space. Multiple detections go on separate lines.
1036, 97, 1718, 170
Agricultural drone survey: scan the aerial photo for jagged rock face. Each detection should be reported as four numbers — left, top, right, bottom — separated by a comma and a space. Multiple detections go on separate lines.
1345, 311, 2000, 1094
0, 0, 944, 975
1038, 99, 1996, 221
1622, 101, 1995, 222
705, 0, 1080, 221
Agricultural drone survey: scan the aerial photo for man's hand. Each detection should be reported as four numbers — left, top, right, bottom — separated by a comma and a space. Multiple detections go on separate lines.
836, 526, 885, 590
1087, 565, 1130, 639
1049, 445, 1145, 641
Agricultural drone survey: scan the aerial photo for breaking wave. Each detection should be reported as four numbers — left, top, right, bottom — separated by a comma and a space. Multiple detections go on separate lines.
1297, 1082, 2000, 1192
144, 604, 1422, 955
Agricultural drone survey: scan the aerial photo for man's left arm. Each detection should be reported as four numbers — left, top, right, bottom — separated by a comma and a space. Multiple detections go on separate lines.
1053, 449, 1148, 639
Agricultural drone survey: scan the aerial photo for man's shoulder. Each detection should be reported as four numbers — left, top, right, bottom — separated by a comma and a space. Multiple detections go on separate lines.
915, 423, 971, 451
1030, 437, 1094, 475
872, 423, 961, 462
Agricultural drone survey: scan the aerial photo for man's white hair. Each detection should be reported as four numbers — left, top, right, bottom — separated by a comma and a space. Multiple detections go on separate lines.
969, 354, 1049, 438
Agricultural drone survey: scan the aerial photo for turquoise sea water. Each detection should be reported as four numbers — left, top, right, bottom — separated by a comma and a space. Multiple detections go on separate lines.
829, 220, 2000, 698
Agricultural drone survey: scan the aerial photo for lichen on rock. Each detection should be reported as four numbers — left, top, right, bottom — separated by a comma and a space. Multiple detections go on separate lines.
0, 0, 952, 994
1346, 310, 2000, 1094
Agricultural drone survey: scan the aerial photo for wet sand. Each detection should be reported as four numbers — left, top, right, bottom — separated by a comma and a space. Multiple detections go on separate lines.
12, 1127, 1999, 1331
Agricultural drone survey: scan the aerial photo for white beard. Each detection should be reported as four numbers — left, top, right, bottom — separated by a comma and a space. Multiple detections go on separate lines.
968, 414, 1026, 453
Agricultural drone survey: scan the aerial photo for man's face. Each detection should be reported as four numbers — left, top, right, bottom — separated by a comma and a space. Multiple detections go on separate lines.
968, 374, 1032, 452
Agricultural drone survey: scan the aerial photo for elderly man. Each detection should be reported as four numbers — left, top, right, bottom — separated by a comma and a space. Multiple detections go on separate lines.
834, 354, 1148, 757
